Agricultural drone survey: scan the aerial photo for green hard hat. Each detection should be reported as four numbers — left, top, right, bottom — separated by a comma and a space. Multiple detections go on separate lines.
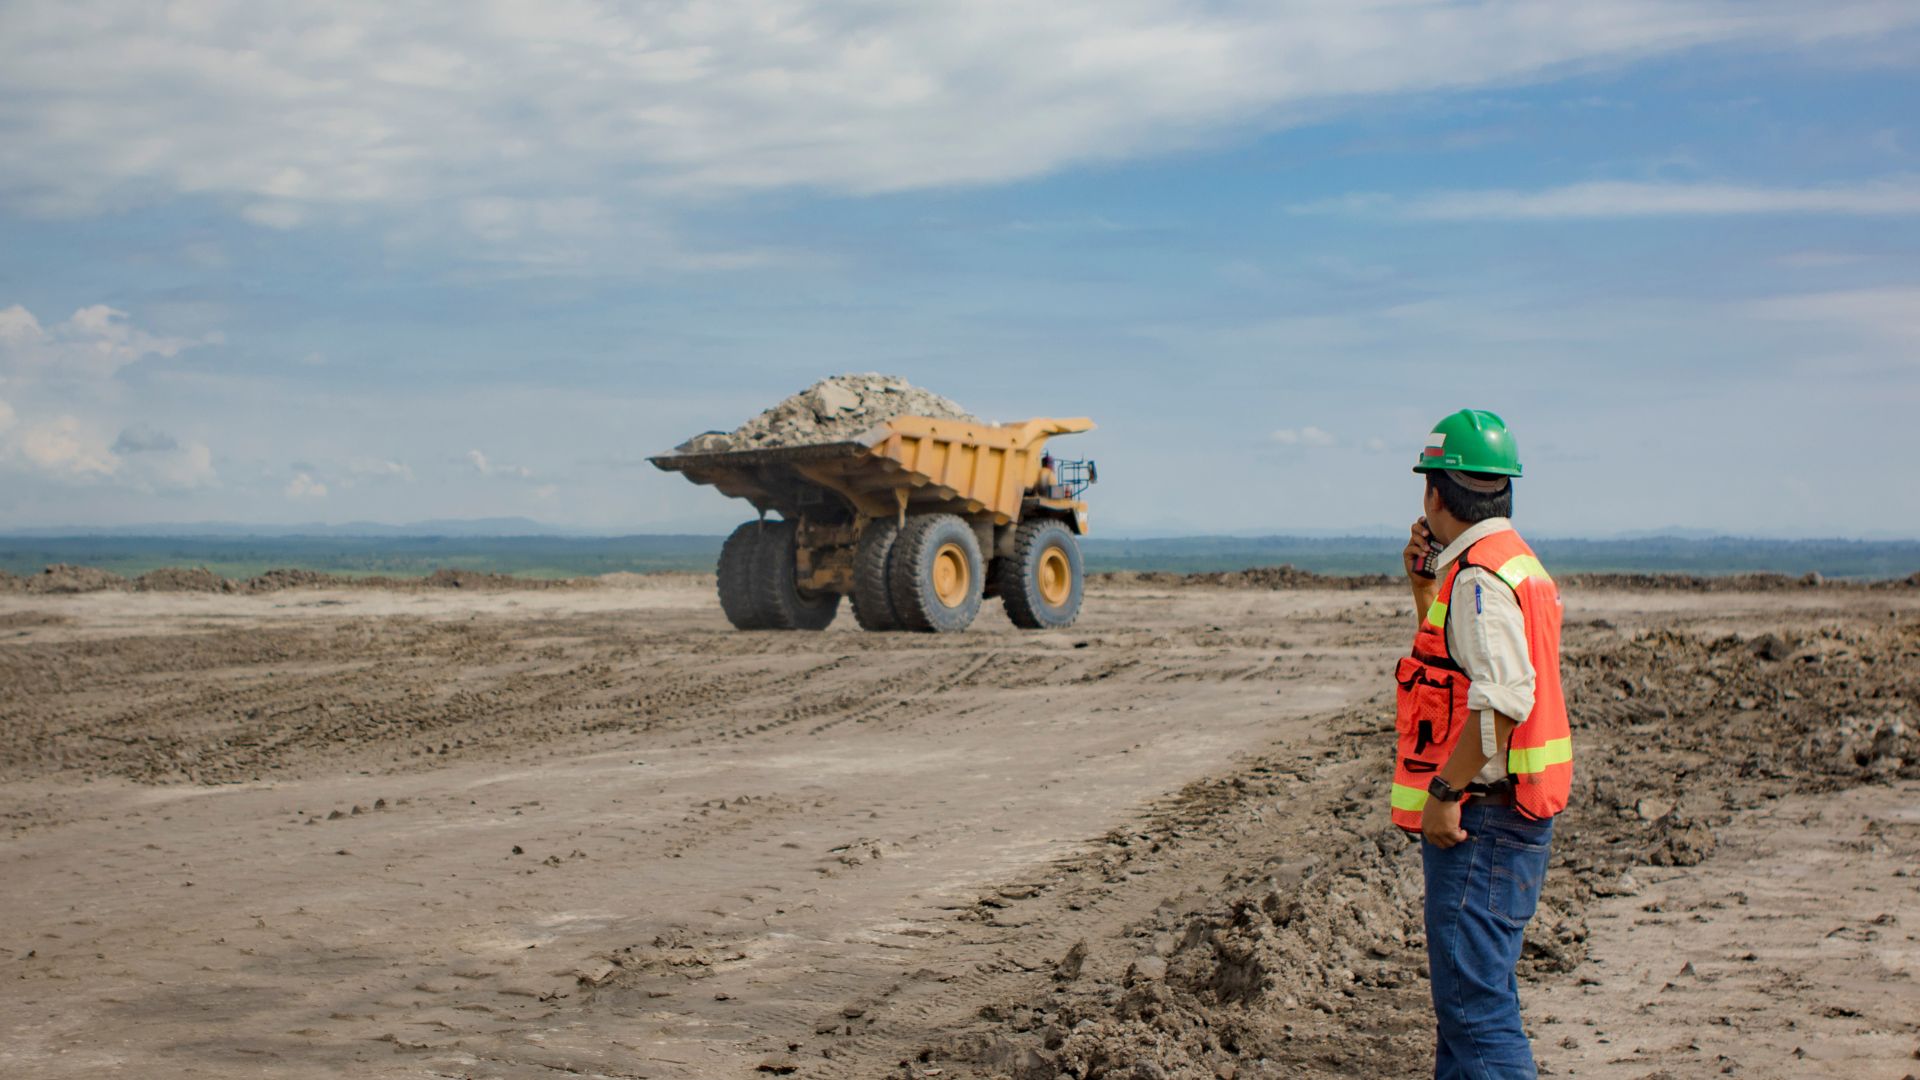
1412, 409, 1522, 477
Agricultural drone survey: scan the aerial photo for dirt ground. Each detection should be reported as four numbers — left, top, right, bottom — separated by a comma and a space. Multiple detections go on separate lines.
1, 576, 1915, 1079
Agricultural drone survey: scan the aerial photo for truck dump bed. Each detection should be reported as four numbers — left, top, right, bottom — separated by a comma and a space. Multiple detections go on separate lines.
650, 415, 1094, 529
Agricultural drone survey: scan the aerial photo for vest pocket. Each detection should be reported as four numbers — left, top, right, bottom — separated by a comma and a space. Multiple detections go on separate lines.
1393, 656, 1422, 738
1414, 670, 1455, 748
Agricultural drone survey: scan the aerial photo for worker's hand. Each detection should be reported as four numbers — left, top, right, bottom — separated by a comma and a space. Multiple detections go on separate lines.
1405, 518, 1439, 613
1403, 517, 1434, 579
1421, 795, 1469, 848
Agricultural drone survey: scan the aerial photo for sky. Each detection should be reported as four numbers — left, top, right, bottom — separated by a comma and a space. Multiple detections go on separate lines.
1, 1, 1917, 538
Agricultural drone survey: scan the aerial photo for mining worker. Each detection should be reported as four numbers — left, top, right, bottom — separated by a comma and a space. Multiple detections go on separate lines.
1037, 454, 1059, 498
1395, 409, 1572, 1080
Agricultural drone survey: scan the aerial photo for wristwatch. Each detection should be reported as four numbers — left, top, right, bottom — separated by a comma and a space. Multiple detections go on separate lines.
1426, 776, 1466, 803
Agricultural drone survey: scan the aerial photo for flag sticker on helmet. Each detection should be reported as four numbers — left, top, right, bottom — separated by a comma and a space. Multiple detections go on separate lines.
1423, 433, 1446, 459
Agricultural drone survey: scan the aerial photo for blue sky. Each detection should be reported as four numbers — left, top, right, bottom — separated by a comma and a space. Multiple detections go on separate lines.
1, 2, 1917, 537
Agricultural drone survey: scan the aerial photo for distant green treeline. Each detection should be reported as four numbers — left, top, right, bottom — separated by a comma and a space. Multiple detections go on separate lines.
2, 534, 1916, 581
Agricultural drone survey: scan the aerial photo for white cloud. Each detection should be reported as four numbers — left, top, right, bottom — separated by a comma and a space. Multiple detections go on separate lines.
0, 304, 42, 345
107, 424, 216, 490
467, 448, 532, 478
1365, 437, 1389, 454
0, 303, 221, 488
1293, 179, 1920, 220
458, 196, 604, 245
15, 416, 117, 477
1747, 286, 1920, 346
349, 457, 414, 481
285, 472, 328, 499
0, 302, 212, 381
1, 2, 1914, 234
1272, 426, 1336, 447
0, 413, 216, 489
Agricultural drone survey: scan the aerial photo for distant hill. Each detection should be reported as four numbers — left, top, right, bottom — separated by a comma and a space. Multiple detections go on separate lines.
1, 532, 1915, 581
0, 534, 718, 580
0, 517, 572, 538
1081, 535, 1920, 579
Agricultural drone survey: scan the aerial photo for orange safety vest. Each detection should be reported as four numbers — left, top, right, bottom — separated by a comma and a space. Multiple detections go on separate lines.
1391, 527, 1572, 832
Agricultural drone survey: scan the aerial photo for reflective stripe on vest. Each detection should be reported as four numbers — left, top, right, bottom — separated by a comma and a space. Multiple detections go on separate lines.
1391, 783, 1429, 813
1390, 780, 1436, 807
1508, 735, 1572, 775
1493, 554, 1552, 590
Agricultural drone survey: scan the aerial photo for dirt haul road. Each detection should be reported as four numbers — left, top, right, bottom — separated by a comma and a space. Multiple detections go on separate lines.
1, 578, 1915, 1079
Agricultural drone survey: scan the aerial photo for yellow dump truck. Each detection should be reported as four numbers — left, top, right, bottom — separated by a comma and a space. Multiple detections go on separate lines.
651, 415, 1097, 632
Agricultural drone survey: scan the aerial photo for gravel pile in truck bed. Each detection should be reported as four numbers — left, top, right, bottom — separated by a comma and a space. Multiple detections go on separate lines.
673, 373, 982, 453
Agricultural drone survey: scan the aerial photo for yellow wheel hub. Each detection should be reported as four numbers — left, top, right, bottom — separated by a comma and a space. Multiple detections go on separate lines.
1037, 545, 1072, 607
932, 542, 971, 607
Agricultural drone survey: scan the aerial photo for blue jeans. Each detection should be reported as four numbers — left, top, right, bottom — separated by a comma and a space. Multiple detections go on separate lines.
1422, 801, 1554, 1080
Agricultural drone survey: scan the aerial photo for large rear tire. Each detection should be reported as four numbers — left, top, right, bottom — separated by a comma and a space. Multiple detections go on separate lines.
852, 520, 902, 631
889, 514, 983, 633
751, 520, 840, 631
999, 519, 1084, 630
717, 521, 771, 630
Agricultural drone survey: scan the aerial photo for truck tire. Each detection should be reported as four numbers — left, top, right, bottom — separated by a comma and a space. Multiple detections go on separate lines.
889, 513, 983, 633
999, 519, 1083, 629
751, 519, 840, 631
717, 520, 771, 630
852, 520, 902, 631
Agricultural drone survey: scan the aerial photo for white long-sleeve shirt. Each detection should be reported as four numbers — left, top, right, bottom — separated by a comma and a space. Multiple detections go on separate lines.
1430, 517, 1537, 784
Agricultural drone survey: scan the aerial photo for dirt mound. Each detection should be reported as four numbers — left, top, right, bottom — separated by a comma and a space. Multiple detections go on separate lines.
242, 567, 350, 592
0, 570, 21, 593
21, 564, 130, 594
674, 373, 981, 453
927, 616, 1920, 1078
242, 568, 579, 592
1560, 571, 1917, 591
424, 568, 516, 589
1094, 565, 1396, 590
597, 571, 715, 590
1096, 567, 1920, 593
133, 567, 232, 593
421, 568, 579, 590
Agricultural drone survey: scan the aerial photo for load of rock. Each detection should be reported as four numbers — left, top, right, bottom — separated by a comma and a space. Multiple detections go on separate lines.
674, 374, 982, 454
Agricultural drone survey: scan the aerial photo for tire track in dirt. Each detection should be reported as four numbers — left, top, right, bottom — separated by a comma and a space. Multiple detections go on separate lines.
0, 584, 1497, 1079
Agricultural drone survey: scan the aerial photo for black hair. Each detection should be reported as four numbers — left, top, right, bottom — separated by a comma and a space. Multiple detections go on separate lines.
1427, 470, 1513, 523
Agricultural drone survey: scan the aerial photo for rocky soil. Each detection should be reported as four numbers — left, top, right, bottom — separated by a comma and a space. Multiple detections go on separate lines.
911, 613, 1920, 1079
672, 373, 981, 453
